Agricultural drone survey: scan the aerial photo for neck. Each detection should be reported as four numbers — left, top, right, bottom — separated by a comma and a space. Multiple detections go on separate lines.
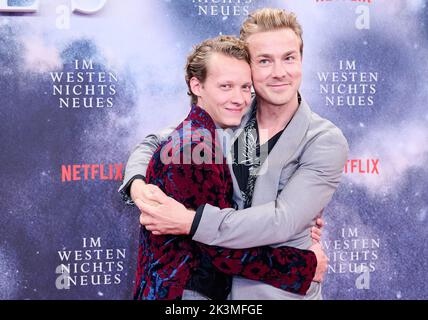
256, 95, 299, 140
193, 102, 224, 129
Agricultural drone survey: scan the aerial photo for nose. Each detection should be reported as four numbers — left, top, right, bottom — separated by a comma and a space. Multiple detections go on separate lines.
272, 61, 287, 79
231, 88, 246, 106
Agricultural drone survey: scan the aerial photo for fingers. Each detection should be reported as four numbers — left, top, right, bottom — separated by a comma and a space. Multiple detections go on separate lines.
140, 213, 162, 235
134, 198, 144, 212
136, 191, 164, 235
316, 217, 324, 228
135, 199, 157, 216
311, 226, 322, 243
312, 226, 322, 237
139, 212, 150, 226
136, 200, 162, 232
311, 234, 321, 244
140, 213, 160, 233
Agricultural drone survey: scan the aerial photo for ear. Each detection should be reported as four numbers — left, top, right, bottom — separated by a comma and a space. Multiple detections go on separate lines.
189, 76, 202, 97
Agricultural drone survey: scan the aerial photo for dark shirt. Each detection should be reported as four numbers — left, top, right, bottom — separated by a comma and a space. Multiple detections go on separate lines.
232, 106, 285, 209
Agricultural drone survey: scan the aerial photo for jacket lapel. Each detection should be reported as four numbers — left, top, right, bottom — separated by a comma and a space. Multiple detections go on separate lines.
251, 97, 312, 205
225, 99, 258, 208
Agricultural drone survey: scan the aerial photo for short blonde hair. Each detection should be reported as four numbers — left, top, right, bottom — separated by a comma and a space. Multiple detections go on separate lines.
240, 8, 303, 56
185, 35, 250, 105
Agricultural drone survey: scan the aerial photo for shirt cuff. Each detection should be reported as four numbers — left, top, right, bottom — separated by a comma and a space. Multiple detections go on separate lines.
190, 204, 205, 237
119, 174, 146, 206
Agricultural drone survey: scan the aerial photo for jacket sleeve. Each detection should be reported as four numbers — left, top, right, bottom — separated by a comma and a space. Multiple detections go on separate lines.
192, 129, 349, 249
118, 126, 176, 205
163, 147, 318, 295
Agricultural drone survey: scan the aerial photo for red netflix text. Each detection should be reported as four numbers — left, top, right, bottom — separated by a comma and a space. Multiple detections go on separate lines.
61, 163, 123, 182
344, 159, 379, 174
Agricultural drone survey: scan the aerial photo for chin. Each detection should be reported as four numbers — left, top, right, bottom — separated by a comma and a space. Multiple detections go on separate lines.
268, 96, 293, 106
223, 120, 240, 128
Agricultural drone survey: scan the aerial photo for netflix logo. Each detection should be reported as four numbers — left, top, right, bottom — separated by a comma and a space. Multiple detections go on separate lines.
61, 163, 123, 182
344, 159, 379, 175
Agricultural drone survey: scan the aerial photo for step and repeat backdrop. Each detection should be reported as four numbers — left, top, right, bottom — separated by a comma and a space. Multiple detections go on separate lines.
0, 0, 427, 300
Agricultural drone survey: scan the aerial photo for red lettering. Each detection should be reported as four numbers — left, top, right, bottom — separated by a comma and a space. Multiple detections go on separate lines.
100, 164, 109, 180
72, 165, 81, 181
91, 164, 99, 180
61, 163, 124, 181
61, 165, 72, 182
344, 158, 380, 175
82, 164, 90, 180
371, 159, 379, 174
114, 163, 123, 180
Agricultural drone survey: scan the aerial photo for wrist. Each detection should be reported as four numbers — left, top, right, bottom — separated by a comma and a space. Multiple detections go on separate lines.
130, 178, 145, 202
183, 210, 196, 235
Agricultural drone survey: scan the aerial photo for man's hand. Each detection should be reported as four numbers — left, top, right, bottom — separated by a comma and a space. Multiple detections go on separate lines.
135, 185, 195, 236
309, 242, 328, 283
310, 217, 324, 244
130, 179, 160, 206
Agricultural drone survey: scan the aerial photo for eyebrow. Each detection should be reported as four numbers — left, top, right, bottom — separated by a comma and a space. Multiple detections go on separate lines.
254, 50, 298, 58
217, 81, 252, 86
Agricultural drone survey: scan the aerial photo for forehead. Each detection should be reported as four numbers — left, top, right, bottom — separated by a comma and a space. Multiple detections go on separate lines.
246, 28, 301, 55
206, 53, 251, 79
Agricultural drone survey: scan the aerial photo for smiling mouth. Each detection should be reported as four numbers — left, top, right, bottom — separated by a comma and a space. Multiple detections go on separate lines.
268, 83, 290, 87
225, 108, 243, 113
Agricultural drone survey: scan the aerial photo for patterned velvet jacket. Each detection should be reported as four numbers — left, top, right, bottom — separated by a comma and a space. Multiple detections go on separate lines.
134, 105, 317, 300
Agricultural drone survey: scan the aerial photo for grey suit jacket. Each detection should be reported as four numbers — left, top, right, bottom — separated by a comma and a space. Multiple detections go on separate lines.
119, 96, 349, 300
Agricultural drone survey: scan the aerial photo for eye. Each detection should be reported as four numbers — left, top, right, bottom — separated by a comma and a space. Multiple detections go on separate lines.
259, 59, 270, 65
285, 55, 296, 62
220, 84, 232, 89
242, 85, 251, 91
